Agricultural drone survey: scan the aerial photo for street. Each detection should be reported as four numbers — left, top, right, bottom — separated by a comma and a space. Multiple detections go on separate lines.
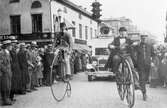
1, 72, 167, 108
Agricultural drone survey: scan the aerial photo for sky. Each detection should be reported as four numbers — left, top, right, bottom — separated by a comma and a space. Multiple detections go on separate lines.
71, 0, 167, 41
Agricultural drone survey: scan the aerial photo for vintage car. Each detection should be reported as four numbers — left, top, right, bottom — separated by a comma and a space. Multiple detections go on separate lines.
86, 56, 115, 81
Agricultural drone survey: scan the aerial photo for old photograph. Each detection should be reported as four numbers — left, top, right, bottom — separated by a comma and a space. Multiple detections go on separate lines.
0, 0, 167, 108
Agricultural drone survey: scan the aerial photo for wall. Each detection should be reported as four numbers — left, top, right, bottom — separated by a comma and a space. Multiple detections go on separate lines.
51, 1, 98, 42
0, 0, 51, 35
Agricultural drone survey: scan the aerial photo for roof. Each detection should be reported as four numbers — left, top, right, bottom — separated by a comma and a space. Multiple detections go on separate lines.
54, 0, 100, 22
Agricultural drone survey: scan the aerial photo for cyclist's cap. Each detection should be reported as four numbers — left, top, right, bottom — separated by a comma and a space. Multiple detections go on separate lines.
119, 27, 127, 32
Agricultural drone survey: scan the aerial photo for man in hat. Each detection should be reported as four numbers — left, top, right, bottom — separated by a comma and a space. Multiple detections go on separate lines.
105, 27, 140, 91
54, 22, 73, 80
43, 44, 54, 85
0, 40, 13, 105
136, 34, 154, 101
18, 43, 29, 94
31, 41, 39, 89
9, 39, 22, 100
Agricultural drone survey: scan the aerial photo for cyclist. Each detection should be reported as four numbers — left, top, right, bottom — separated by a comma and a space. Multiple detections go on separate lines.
54, 22, 73, 80
105, 27, 140, 89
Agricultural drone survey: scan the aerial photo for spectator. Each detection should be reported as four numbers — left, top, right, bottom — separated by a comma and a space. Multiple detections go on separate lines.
159, 53, 167, 87
36, 55, 43, 86
18, 43, 29, 94
150, 49, 160, 88
10, 39, 22, 101
31, 42, 38, 89
43, 44, 54, 86
26, 44, 34, 92
136, 35, 154, 101
0, 40, 13, 105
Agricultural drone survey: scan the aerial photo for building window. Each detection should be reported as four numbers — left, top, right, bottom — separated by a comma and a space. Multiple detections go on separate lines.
64, 7, 67, 13
31, 1, 42, 9
90, 27, 93, 39
90, 20, 92, 24
79, 13, 82, 19
79, 24, 82, 39
10, 15, 21, 34
95, 29, 97, 37
72, 21, 76, 37
9, 0, 19, 3
32, 14, 42, 33
85, 26, 88, 40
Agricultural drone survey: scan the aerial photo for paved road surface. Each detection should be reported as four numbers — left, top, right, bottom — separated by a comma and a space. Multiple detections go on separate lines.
1, 72, 167, 108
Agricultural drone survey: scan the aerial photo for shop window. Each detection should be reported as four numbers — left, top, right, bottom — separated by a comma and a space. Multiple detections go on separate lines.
32, 14, 42, 33
31, 1, 42, 9
10, 15, 21, 34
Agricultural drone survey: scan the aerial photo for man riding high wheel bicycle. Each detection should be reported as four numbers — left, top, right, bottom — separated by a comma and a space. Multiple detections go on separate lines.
105, 27, 140, 108
50, 22, 73, 102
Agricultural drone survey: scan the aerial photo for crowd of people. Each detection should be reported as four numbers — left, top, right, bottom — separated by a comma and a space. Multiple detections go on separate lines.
0, 36, 90, 106
149, 44, 167, 88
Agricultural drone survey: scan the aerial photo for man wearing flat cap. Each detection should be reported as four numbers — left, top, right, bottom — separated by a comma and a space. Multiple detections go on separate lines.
18, 43, 29, 94
0, 40, 13, 105
136, 34, 154, 101
9, 39, 22, 101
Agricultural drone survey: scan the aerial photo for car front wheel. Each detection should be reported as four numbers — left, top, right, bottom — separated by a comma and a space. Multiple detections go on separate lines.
88, 75, 93, 81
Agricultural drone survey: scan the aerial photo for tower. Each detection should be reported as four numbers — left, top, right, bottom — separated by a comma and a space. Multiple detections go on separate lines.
91, 0, 102, 19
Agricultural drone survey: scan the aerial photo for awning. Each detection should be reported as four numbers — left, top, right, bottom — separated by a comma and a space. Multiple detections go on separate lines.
64, 19, 75, 29
73, 44, 91, 53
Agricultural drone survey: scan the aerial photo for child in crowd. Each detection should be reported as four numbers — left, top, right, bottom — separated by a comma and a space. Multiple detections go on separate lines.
36, 55, 44, 86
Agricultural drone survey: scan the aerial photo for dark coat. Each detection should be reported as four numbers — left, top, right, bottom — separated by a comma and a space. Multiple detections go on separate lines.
18, 50, 29, 87
105, 37, 133, 69
0, 50, 12, 92
136, 43, 154, 70
136, 43, 154, 82
10, 50, 22, 92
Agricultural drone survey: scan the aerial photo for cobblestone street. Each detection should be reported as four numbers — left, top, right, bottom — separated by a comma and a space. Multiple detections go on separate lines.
1, 72, 167, 108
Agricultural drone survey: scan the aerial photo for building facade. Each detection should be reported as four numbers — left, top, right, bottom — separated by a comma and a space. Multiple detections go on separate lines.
0, 0, 99, 50
88, 17, 139, 57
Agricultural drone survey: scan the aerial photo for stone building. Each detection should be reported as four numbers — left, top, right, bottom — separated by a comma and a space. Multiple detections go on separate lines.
0, 0, 99, 50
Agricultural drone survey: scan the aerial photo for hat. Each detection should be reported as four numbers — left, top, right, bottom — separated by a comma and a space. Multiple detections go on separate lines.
119, 27, 127, 32
140, 35, 148, 38
2, 40, 11, 45
31, 41, 37, 47
9, 36, 16, 40
19, 43, 26, 47
26, 44, 30, 48
11, 40, 18, 43
48, 44, 52, 47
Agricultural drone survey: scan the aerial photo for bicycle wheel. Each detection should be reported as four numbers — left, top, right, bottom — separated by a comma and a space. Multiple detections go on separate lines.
124, 60, 135, 108
66, 81, 71, 97
50, 51, 67, 102
116, 63, 125, 101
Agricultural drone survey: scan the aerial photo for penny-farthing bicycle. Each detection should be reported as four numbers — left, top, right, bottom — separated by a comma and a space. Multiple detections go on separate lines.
50, 46, 71, 102
115, 54, 135, 108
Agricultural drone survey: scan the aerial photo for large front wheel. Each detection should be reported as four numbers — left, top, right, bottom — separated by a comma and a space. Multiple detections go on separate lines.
116, 63, 125, 101
124, 60, 135, 108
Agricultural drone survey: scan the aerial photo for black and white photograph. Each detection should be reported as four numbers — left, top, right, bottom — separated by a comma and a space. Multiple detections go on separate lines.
0, 0, 167, 108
